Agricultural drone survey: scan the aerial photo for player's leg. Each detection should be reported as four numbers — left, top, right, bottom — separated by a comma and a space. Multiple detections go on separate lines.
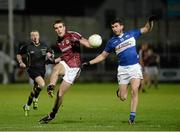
39, 63, 80, 124
116, 65, 129, 100
27, 82, 37, 106
128, 63, 143, 124
23, 68, 46, 115
32, 76, 45, 109
117, 84, 128, 101
51, 80, 71, 118
39, 80, 71, 124
34, 76, 45, 98
129, 78, 141, 124
23, 80, 36, 116
23, 77, 45, 115
47, 63, 65, 97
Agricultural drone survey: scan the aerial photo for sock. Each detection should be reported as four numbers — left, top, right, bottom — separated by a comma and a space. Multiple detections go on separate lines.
27, 92, 34, 106
50, 91, 62, 118
25, 104, 29, 108
129, 112, 136, 121
47, 84, 55, 91
34, 87, 42, 98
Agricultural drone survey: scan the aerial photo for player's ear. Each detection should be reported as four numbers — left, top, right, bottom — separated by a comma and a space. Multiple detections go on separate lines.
64, 27, 67, 32
121, 25, 124, 30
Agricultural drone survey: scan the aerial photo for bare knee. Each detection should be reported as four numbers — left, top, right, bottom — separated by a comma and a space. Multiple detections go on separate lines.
35, 79, 45, 89
131, 90, 138, 98
39, 82, 45, 88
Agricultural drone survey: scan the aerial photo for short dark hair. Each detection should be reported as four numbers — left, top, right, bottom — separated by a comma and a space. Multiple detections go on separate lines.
53, 19, 65, 27
111, 18, 124, 25
30, 30, 39, 34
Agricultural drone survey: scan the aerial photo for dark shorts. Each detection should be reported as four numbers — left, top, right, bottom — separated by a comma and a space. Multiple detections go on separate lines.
27, 67, 45, 80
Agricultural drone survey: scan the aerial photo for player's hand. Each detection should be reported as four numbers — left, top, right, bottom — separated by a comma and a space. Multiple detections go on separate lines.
19, 62, 26, 68
148, 15, 158, 22
81, 61, 90, 69
45, 57, 55, 64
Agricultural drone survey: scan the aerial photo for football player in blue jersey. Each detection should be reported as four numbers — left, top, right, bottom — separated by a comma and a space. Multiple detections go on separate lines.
82, 15, 156, 124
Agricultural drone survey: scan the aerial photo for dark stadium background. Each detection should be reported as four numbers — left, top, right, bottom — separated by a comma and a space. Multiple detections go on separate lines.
0, 0, 180, 83
0, 0, 180, 131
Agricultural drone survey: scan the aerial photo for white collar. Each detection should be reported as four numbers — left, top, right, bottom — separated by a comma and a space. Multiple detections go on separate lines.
118, 33, 124, 38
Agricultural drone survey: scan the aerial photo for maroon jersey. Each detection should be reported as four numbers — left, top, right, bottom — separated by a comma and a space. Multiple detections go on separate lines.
57, 31, 82, 68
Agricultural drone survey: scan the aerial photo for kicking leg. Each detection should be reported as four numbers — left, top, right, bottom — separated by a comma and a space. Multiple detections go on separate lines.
47, 64, 65, 97
39, 80, 71, 124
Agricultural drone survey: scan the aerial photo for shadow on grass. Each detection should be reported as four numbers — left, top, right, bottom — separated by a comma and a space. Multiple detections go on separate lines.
61, 120, 84, 124
47, 119, 84, 124
121, 120, 148, 124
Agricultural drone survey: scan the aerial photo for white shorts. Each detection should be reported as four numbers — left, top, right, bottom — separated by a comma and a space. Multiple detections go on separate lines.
117, 63, 143, 84
59, 61, 81, 84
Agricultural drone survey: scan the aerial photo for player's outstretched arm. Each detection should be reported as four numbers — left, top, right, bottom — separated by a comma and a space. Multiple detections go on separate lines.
79, 37, 92, 48
82, 51, 109, 69
90, 51, 109, 64
140, 15, 157, 34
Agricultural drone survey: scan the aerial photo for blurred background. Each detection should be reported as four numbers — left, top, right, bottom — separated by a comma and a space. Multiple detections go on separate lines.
0, 0, 180, 84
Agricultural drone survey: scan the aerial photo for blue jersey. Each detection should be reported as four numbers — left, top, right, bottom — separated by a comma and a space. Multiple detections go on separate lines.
104, 29, 141, 66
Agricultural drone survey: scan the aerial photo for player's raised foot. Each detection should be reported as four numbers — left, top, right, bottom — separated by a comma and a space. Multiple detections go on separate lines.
23, 104, 30, 116
48, 90, 54, 98
39, 114, 55, 124
33, 98, 38, 110
47, 85, 55, 98
128, 119, 135, 125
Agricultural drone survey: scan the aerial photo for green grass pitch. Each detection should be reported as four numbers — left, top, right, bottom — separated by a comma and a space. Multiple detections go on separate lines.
0, 83, 180, 131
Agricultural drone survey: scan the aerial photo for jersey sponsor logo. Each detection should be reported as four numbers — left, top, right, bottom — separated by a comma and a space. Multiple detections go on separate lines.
58, 38, 72, 52
30, 50, 35, 54
41, 48, 47, 55
58, 39, 70, 46
61, 45, 72, 52
115, 37, 136, 54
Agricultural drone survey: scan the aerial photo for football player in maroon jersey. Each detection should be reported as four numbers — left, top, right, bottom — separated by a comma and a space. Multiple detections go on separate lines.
39, 19, 93, 124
